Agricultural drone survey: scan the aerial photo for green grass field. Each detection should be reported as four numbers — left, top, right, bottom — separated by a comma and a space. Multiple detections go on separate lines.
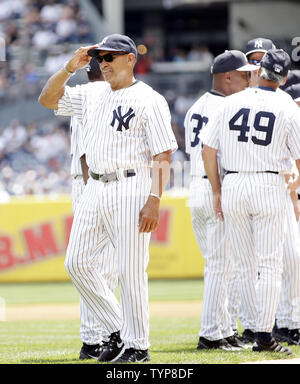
0, 280, 299, 365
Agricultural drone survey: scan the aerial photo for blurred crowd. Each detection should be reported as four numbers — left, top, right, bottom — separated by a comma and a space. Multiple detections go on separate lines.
0, 117, 72, 197
0, 0, 93, 102
0, 0, 214, 196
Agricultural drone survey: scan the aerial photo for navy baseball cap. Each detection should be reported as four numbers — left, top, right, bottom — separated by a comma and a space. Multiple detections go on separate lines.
86, 57, 101, 74
88, 34, 137, 58
245, 37, 276, 57
284, 83, 300, 101
211, 50, 258, 74
260, 49, 291, 77
280, 69, 300, 90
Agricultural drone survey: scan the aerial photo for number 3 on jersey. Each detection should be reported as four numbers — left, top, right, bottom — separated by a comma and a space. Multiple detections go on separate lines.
190, 114, 208, 147
229, 108, 275, 146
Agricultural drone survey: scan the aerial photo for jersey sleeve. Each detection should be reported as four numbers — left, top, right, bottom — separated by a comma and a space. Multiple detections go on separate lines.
287, 108, 300, 160
144, 92, 178, 156
184, 109, 191, 155
55, 84, 85, 121
199, 110, 220, 150
70, 116, 85, 158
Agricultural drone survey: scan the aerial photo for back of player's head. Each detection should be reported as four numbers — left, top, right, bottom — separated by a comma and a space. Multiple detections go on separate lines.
86, 57, 103, 82
211, 50, 257, 74
260, 49, 291, 78
245, 37, 276, 57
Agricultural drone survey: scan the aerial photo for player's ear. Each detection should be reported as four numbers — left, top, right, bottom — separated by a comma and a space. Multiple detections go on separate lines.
224, 71, 231, 83
127, 53, 136, 66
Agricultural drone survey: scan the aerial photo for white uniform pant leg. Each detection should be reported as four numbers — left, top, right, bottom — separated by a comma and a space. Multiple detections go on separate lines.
66, 178, 122, 335
222, 174, 258, 332
276, 192, 300, 330
190, 178, 234, 341
72, 177, 103, 345
251, 174, 286, 332
114, 170, 152, 350
226, 243, 241, 331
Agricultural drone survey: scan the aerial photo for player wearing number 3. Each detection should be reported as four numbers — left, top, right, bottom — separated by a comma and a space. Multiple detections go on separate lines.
201, 49, 300, 354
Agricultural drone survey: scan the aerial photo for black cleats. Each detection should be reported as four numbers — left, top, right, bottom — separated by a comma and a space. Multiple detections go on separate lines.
116, 348, 150, 363
98, 331, 125, 362
79, 343, 101, 360
197, 337, 240, 351
252, 337, 293, 355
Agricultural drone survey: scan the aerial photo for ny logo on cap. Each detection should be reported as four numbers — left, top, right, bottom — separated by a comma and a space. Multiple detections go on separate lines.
254, 39, 263, 49
111, 106, 135, 131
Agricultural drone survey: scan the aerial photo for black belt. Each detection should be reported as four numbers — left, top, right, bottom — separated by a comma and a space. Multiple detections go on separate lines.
90, 169, 136, 183
225, 170, 279, 175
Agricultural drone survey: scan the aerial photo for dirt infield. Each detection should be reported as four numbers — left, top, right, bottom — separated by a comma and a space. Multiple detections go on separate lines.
5, 301, 203, 321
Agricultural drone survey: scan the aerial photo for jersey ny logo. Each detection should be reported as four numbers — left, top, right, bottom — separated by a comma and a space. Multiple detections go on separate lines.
111, 106, 135, 131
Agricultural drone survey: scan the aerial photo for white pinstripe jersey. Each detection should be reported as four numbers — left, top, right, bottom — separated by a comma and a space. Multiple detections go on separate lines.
70, 116, 85, 177
201, 87, 300, 172
184, 91, 225, 177
56, 80, 178, 173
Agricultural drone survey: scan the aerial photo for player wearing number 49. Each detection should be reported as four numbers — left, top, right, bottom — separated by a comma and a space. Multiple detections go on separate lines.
184, 50, 257, 350
201, 49, 300, 354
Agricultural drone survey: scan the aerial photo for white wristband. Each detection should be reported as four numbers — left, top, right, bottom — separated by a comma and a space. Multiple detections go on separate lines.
150, 192, 161, 200
63, 62, 75, 76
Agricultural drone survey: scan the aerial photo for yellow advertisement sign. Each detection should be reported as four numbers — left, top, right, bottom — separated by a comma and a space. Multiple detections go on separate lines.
0, 195, 204, 282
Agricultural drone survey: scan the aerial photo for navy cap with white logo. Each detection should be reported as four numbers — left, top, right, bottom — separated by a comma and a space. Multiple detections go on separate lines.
211, 50, 258, 74
260, 49, 291, 77
88, 34, 137, 58
284, 83, 300, 101
245, 37, 276, 57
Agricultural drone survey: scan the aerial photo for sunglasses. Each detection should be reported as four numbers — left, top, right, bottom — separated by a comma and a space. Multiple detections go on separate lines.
96, 52, 127, 63
249, 59, 261, 66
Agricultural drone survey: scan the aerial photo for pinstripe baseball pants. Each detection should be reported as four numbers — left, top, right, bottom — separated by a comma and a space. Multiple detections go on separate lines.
71, 176, 118, 345
66, 168, 152, 350
222, 172, 286, 333
190, 176, 234, 340
276, 191, 300, 330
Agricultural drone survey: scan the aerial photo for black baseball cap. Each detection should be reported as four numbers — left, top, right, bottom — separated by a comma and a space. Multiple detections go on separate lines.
211, 50, 258, 74
284, 83, 300, 101
280, 69, 300, 90
260, 49, 291, 77
86, 57, 101, 74
245, 37, 276, 57
88, 34, 137, 58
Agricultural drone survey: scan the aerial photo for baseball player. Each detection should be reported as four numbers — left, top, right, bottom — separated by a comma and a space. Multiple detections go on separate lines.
201, 49, 300, 354
39, 34, 177, 363
244, 38, 300, 347
185, 50, 257, 350
69, 58, 118, 360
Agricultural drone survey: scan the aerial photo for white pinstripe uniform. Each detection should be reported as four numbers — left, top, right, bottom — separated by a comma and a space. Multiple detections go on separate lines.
185, 91, 234, 341
70, 116, 118, 345
56, 80, 177, 350
273, 90, 300, 332
201, 87, 300, 333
